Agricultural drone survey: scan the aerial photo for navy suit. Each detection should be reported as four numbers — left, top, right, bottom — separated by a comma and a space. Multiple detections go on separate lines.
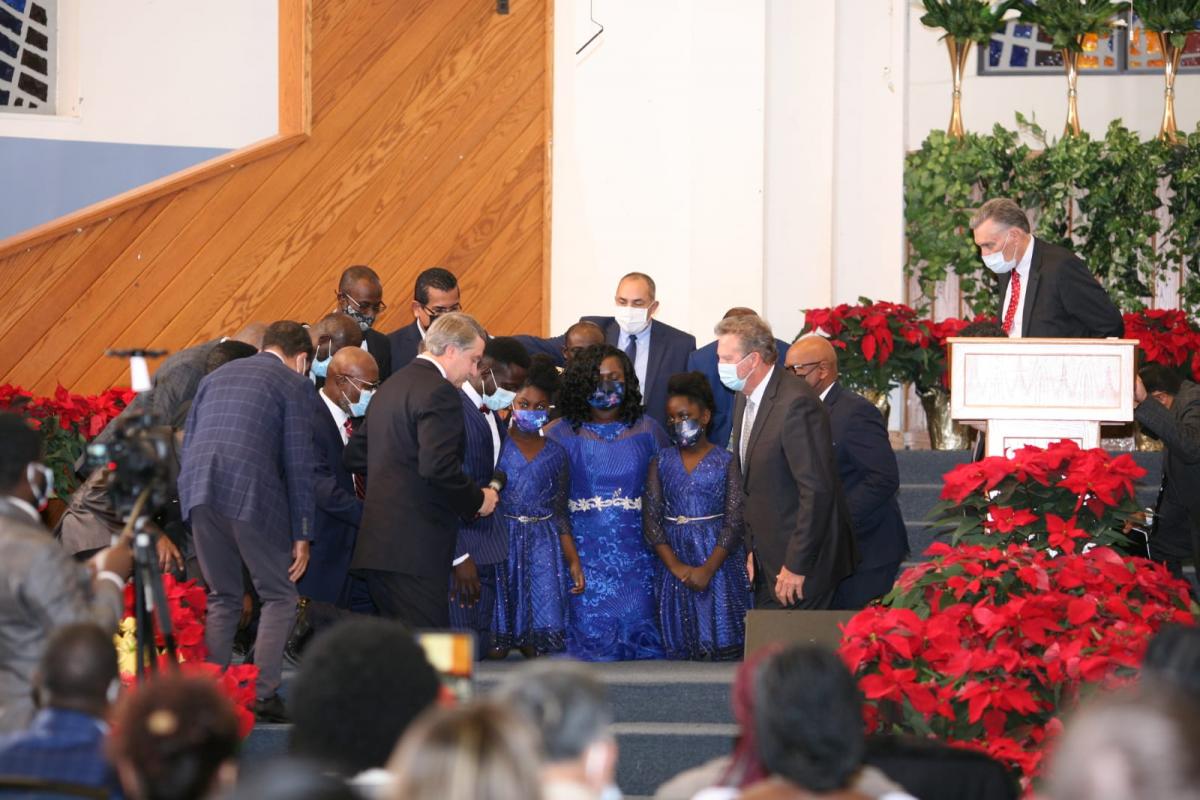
687, 337, 791, 449
387, 320, 423, 372
822, 381, 908, 609
297, 393, 363, 605
363, 328, 394, 382
518, 317, 696, 428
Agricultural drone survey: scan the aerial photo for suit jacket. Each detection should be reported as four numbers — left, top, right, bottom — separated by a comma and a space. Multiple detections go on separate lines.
297, 393, 364, 604
687, 337, 791, 449
348, 358, 484, 577
730, 366, 857, 598
387, 320, 423, 373
363, 327, 394, 383
453, 392, 508, 566
999, 239, 1123, 338
0, 708, 123, 795
823, 382, 908, 568
179, 353, 317, 542
518, 317, 697, 428
1135, 381, 1200, 528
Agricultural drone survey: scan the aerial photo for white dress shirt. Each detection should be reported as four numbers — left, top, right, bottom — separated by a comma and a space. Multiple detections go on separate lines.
460, 381, 501, 468
417, 353, 448, 379
617, 323, 652, 392
1002, 236, 1036, 338
319, 388, 351, 445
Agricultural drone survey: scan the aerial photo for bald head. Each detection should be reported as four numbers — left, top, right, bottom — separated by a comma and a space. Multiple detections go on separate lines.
231, 321, 267, 350
785, 334, 838, 394
564, 320, 606, 364
325, 347, 379, 411
313, 312, 365, 354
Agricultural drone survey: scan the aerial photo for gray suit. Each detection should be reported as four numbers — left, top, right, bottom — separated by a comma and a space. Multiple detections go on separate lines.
0, 499, 123, 733
730, 366, 857, 608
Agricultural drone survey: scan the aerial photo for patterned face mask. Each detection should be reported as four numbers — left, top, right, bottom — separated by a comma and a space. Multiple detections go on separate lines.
670, 417, 704, 448
512, 409, 549, 433
587, 380, 625, 410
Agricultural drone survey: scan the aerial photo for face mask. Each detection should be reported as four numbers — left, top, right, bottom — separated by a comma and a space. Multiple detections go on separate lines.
483, 386, 516, 412
613, 306, 650, 336
588, 380, 625, 410
349, 388, 374, 418
981, 230, 1017, 274
671, 418, 704, 448
26, 462, 53, 511
718, 353, 752, 392
512, 409, 549, 433
311, 346, 331, 379
344, 305, 376, 331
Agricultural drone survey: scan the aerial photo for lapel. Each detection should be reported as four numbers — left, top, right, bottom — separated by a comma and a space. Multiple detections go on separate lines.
822, 380, 842, 410
644, 319, 668, 389
1020, 239, 1043, 337
741, 366, 784, 488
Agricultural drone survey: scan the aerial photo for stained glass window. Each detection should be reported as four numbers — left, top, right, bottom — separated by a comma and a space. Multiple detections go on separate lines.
1126, 15, 1200, 71
0, 0, 53, 113
982, 22, 1119, 74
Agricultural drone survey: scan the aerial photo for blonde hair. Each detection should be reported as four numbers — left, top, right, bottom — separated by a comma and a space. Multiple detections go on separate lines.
714, 313, 778, 364
424, 312, 486, 357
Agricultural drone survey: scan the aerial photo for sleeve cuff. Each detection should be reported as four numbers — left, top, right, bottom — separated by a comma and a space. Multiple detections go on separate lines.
452, 553, 470, 566
96, 571, 126, 592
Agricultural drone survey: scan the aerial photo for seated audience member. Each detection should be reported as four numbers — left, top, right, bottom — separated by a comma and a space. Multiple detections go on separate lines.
0, 623, 122, 796
289, 618, 441, 789
386, 702, 545, 800
335, 265, 393, 381
1046, 687, 1200, 800
227, 758, 364, 800
495, 661, 618, 800
784, 335, 907, 609
1142, 623, 1200, 701
0, 413, 132, 734
107, 674, 241, 800
309, 312, 365, 390
389, 267, 463, 372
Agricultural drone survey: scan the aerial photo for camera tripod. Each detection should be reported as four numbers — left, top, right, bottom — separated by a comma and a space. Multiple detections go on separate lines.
121, 488, 179, 678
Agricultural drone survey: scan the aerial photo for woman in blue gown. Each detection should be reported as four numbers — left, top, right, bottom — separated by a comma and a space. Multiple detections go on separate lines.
546, 344, 670, 661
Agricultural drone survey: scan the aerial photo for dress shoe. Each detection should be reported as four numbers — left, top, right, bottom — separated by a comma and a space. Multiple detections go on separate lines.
284, 597, 312, 665
254, 694, 289, 723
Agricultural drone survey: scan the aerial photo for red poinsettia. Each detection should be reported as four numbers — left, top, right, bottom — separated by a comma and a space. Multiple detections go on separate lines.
1123, 309, 1200, 371
801, 299, 926, 395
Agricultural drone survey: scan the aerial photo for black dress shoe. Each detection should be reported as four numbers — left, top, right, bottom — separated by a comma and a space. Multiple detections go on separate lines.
284, 598, 312, 665
254, 694, 289, 723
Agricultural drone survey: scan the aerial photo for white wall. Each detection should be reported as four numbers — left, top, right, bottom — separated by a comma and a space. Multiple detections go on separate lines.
0, 0, 277, 148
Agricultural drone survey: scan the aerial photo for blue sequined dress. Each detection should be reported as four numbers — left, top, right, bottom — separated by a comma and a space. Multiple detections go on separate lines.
643, 445, 750, 660
546, 416, 670, 661
492, 436, 573, 654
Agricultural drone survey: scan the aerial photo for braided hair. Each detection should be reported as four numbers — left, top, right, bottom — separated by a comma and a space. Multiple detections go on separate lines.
558, 344, 644, 430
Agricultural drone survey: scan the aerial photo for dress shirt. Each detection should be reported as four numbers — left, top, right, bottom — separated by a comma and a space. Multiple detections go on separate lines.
460, 382, 501, 468
1002, 235, 1036, 339
417, 353, 448, 379
617, 323, 652, 392
320, 388, 351, 445
819, 383, 833, 402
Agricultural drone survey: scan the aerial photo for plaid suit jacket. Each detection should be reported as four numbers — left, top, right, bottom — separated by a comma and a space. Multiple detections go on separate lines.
0, 708, 123, 796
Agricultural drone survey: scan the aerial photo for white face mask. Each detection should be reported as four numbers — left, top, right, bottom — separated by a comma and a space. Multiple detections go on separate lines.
981, 230, 1018, 274
614, 305, 650, 336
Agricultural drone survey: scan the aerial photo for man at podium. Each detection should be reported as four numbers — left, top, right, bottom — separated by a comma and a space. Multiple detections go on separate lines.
970, 198, 1123, 339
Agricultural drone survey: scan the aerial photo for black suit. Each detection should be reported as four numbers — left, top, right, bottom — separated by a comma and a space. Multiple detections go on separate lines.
822, 382, 908, 609
730, 366, 857, 608
1134, 381, 1200, 575
999, 239, 1123, 338
347, 358, 483, 627
387, 320, 424, 372
362, 328, 393, 383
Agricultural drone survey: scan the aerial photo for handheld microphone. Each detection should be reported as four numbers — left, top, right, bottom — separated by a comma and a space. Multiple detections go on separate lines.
487, 469, 507, 493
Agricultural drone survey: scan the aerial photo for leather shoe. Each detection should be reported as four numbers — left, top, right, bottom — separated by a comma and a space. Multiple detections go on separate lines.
254, 694, 289, 723
284, 598, 312, 665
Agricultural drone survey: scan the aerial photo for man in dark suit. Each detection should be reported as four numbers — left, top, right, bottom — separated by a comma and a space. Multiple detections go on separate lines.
1135, 364, 1200, 590
336, 265, 393, 381
179, 321, 317, 722
388, 267, 462, 371
517, 272, 696, 427
450, 337, 529, 655
971, 198, 1123, 339
786, 335, 907, 608
347, 312, 499, 629
719, 315, 857, 610
688, 307, 791, 449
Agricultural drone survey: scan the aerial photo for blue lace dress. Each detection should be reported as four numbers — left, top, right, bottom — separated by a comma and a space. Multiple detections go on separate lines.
491, 436, 573, 654
547, 416, 670, 661
643, 445, 750, 660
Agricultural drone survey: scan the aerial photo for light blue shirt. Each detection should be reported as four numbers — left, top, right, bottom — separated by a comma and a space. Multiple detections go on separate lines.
617, 324, 652, 392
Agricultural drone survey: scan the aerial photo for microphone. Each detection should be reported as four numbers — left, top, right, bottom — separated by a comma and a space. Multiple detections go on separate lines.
487, 469, 507, 493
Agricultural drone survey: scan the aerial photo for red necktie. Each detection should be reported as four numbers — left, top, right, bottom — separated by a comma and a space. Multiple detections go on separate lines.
1002, 270, 1021, 335
343, 418, 366, 500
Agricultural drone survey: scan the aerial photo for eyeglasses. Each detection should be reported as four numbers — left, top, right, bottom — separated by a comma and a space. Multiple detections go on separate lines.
422, 302, 462, 316
339, 293, 387, 314
785, 361, 824, 376
342, 375, 381, 392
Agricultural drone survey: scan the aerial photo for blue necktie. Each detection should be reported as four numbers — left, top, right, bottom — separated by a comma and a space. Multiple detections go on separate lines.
625, 333, 638, 365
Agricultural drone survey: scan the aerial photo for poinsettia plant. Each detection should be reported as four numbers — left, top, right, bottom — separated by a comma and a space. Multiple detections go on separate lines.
1122, 308, 1200, 380
802, 299, 928, 395
909, 315, 998, 392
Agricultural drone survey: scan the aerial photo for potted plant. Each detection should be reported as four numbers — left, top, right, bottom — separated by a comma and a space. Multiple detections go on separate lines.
1132, 0, 1200, 142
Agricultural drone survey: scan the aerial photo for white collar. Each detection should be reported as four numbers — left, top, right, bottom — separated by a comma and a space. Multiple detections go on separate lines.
746, 364, 773, 407
1015, 234, 1035, 280
319, 388, 350, 429
4, 495, 41, 523
461, 380, 484, 407
417, 353, 448, 379
417, 319, 427, 339
819, 382, 833, 402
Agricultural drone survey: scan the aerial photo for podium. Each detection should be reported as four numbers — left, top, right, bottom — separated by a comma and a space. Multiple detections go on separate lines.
947, 337, 1137, 458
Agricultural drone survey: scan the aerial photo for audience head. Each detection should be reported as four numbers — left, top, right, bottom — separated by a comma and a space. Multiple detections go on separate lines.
108, 673, 241, 800
387, 701, 544, 800
970, 198, 1032, 274
33, 623, 119, 719
412, 267, 462, 331
1047, 686, 1200, 800
665, 372, 715, 448
0, 411, 48, 510
262, 320, 316, 376
230, 321, 267, 351
326, 347, 380, 419
227, 758, 365, 800
958, 319, 1008, 338
495, 661, 616, 794
1139, 363, 1184, 409
613, 272, 658, 338
785, 334, 838, 395
559, 344, 644, 429
203, 341, 258, 375
720, 644, 783, 789
1142, 624, 1200, 702
511, 355, 560, 435
337, 265, 386, 331
474, 337, 530, 410
424, 313, 488, 386
310, 313, 366, 379
754, 645, 865, 793
289, 618, 441, 777
714, 314, 777, 396
563, 321, 606, 365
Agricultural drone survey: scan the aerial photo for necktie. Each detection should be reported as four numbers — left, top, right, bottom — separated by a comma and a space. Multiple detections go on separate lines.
479, 404, 489, 414
343, 418, 366, 500
625, 334, 638, 365
1002, 270, 1022, 335
739, 398, 757, 466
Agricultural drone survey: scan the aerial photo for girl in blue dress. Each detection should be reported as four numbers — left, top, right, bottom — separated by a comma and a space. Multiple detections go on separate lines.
643, 371, 750, 660
492, 357, 584, 657
547, 344, 670, 661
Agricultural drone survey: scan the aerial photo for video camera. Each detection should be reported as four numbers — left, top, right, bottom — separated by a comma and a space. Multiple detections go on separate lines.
86, 413, 178, 519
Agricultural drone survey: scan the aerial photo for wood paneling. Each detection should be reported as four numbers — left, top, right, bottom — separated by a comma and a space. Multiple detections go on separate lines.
0, 0, 550, 394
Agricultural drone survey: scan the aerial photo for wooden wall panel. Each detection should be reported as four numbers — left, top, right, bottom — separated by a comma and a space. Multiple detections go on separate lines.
0, 0, 550, 394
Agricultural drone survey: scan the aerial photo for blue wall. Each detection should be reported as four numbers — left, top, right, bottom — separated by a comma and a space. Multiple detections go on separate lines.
0, 137, 228, 239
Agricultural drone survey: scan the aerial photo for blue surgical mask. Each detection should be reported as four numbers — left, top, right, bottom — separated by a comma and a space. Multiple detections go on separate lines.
311, 346, 331, 379
671, 418, 704, 449
981, 230, 1017, 274
588, 380, 625, 410
717, 354, 752, 392
349, 388, 374, 418
512, 409, 549, 433
483, 386, 516, 412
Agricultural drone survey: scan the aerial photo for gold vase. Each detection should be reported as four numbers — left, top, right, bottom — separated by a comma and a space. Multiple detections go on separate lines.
860, 388, 891, 426
1061, 45, 1082, 138
918, 386, 970, 450
1158, 36, 1185, 143
945, 36, 972, 139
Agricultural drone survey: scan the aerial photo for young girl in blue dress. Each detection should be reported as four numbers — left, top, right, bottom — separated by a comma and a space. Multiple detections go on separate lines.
492, 356, 585, 657
643, 372, 750, 660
